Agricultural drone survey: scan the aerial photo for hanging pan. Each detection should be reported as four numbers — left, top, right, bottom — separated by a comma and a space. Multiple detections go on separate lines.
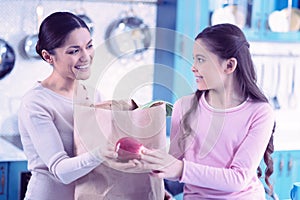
104, 10, 151, 59
20, 4, 43, 59
75, 0, 94, 35
0, 39, 15, 79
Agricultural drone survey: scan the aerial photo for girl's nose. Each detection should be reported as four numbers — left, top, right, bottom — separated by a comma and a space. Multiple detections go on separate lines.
191, 65, 197, 72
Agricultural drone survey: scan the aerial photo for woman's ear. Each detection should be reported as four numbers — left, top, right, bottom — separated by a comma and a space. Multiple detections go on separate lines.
41, 50, 54, 65
224, 57, 237, 74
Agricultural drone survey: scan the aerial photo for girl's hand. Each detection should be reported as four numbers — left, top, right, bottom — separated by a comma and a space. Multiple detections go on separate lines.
133, 147, 183, 180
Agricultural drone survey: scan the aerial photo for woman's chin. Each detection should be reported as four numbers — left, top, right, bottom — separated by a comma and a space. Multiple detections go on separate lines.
75, 71, 91, 80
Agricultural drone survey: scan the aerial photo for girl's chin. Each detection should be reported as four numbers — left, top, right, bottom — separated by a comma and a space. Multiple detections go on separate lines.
197, 84, 208, 91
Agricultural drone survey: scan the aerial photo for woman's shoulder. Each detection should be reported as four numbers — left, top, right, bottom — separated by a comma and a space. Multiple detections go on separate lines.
22, 83, 46, 101
21, 83, 67, 108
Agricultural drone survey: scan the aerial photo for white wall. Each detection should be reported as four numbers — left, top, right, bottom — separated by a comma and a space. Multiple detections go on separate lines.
251, 42, 300, 150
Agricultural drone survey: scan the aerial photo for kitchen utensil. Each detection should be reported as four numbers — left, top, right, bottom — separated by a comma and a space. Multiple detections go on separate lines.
259, 63, 265, 89
271, 63, 281, 110
75, 0, 94, 35
0, 39, 15, 79
288, 63, 297, 109
77, 14, 94, 35
21, 4, 43, 59
104, 10, 151, 59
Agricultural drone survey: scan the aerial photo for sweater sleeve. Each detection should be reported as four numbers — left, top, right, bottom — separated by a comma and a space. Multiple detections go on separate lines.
175, 103, 274, 192
19, 99, 102, 184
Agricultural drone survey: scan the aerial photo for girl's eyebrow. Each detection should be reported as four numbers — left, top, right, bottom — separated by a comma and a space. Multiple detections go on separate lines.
194, 54, 206, 58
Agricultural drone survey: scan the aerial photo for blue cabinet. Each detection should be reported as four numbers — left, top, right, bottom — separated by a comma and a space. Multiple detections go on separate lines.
0, 161, 28, 200
175, 0, 300, 42
0, 138, 28, 200
0, 163, 8, 200
271, 150, 300, 199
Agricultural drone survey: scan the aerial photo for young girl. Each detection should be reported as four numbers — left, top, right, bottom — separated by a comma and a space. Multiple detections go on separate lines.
18, 12, 132, 200
134, 23, 275, 199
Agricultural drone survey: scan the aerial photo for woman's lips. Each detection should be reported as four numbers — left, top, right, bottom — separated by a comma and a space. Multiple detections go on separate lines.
75, 65, 90, 72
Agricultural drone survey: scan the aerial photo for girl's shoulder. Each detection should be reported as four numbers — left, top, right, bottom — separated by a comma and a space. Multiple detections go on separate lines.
175, 94, 195, 105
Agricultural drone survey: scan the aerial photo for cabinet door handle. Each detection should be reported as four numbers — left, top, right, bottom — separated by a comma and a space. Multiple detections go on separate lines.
287, 157, 293, 176
0, 166, 5, 195
279, 158, 284, 175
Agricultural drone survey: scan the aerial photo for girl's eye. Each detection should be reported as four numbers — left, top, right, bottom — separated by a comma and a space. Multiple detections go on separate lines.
197, 58, 204, 63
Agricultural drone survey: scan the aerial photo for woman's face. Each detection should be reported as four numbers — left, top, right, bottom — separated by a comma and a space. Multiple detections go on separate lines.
192, 39, 226, 91
51, 27, 94, 81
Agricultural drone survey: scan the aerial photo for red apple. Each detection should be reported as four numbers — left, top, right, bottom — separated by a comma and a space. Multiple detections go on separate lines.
115, 137, 144, 162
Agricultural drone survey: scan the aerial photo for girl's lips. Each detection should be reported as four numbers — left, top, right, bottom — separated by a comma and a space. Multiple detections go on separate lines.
195, 75, 203, 83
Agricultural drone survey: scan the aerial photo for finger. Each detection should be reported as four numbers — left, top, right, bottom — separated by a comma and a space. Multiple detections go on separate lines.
142, 148, 166, 160
103, 150, 118, 159
140, 153, 163, 164
109, 161, 136, 171
150, 170, 166, 178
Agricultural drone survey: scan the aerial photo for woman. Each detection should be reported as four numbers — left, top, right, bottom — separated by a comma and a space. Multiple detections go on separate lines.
134, 23, 275, 199
18, 12, 133, 200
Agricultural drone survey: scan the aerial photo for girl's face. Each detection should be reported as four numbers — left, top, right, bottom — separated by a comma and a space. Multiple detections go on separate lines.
50, 27, 94, 81
192, 39, 227, 91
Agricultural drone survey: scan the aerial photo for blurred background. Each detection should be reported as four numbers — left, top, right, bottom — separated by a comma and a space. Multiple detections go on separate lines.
1, 0, 300, 199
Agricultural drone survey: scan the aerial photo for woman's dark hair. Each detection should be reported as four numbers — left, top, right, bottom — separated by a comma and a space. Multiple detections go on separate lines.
36, 12, 90, 60
180, 23, 275, 193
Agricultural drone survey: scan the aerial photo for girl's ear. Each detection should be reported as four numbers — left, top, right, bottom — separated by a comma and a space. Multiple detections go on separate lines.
224, 57, 237, 74
41, 50, 54, 65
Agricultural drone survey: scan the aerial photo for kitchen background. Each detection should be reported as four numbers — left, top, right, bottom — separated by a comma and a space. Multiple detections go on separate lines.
1, 0, 300, 199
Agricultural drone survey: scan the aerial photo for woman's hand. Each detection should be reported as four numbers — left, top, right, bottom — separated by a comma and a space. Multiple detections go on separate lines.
95, 144, 137, 172
133, 147, 184, 180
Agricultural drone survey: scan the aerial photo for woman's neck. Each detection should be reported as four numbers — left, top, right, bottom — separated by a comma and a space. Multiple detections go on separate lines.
41, 73, 77, 99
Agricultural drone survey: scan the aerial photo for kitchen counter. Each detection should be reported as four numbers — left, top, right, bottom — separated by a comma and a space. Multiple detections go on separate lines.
0, 137, 26, 162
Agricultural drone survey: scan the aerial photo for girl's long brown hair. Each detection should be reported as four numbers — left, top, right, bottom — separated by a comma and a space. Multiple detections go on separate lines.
180, 23, 275, 193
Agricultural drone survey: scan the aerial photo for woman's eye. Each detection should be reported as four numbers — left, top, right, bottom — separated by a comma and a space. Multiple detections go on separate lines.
87, 44, 93, 49
68, 49, 79, 54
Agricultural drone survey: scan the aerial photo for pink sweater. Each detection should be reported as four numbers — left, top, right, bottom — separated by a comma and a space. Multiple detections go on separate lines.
169, 94, 274, 199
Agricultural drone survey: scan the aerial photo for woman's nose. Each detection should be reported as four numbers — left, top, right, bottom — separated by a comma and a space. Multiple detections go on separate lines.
80, 49, 91, 62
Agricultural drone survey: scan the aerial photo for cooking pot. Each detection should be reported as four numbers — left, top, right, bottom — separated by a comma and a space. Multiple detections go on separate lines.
0, 39, 16, 79
22, 34, 39, 59
105, 15, 151, 58
21, 4, 43, 59
77, 14, 94, 35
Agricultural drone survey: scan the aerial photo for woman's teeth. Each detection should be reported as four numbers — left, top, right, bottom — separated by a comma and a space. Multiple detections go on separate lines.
75, 65, 89, 69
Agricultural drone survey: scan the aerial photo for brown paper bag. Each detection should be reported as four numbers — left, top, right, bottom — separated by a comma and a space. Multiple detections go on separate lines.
73, 100, 166, 200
